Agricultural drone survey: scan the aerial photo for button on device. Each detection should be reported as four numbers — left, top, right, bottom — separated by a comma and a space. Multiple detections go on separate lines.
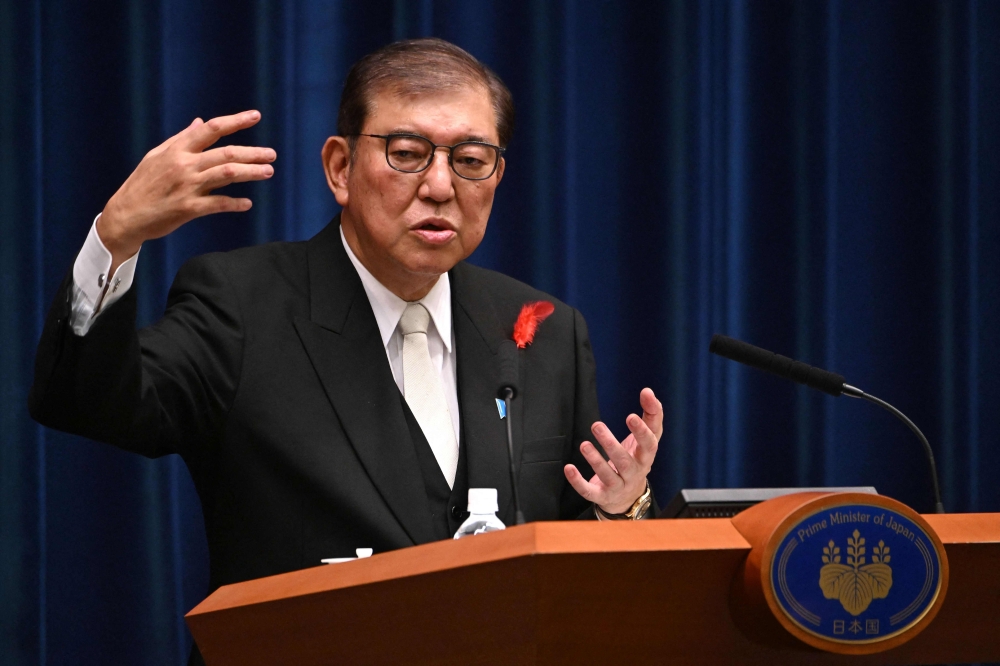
450, 504, 464, 520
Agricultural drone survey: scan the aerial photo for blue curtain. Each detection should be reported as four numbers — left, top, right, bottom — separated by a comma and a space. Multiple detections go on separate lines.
2, 1, 998, 663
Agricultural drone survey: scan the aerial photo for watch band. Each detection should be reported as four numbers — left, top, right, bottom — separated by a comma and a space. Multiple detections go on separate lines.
594, 480, 653, 521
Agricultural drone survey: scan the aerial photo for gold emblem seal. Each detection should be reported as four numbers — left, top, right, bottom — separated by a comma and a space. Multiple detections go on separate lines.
819, 529, 893, 616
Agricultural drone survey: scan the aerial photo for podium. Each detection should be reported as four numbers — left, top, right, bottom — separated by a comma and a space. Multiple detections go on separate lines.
186, 508, 1000, 665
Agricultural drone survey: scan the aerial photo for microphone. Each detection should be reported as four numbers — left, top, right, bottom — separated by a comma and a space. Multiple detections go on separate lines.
496, 340, 526, 525
497, 340, 520, 400
709, 334, 846, 396
709, 334, 945, 514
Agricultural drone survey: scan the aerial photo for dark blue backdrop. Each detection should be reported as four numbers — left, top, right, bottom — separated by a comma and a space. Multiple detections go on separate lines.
2, 1, 998, 664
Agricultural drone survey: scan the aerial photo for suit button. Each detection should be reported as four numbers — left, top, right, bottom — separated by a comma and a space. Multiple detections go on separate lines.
450, 505, 464, 520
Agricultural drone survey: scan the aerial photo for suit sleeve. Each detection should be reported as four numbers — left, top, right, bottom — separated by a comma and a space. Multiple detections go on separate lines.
561, 307, 602, 520
29, 254, 244, 467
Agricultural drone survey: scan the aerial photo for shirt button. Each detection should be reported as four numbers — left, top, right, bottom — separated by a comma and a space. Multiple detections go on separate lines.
98, 273, 105, 288
450, 505, 464, 520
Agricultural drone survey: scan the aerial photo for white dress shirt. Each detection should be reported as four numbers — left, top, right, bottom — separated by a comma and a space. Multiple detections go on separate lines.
68, 216, 461, 443
70, 214, 139, 335
337, 227, 460, 443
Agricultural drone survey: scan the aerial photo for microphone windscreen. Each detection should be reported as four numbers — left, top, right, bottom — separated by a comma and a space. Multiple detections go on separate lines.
710, 334, 846, 396
497, 340, 520, 398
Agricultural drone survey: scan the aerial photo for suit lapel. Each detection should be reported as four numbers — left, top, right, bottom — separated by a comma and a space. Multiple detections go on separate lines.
293, 219, 435, 546
450, 262, 523, 526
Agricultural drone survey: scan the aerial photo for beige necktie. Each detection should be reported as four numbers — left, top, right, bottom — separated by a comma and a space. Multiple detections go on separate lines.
399, 303, 458, 488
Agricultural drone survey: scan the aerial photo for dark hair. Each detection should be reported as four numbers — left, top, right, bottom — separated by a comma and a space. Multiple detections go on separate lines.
338, 38, 515, 150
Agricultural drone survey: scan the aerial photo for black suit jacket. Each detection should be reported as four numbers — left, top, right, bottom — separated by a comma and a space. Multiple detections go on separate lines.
29, 217, 601, 592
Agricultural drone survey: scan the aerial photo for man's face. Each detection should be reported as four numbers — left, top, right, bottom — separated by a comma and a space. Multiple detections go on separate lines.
328, 84, 504, 297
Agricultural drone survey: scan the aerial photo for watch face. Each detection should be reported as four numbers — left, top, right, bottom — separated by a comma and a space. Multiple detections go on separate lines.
625, 495, 648, 519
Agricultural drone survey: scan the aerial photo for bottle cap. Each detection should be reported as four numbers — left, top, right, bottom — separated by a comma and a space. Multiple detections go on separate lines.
467, 488, 498, 514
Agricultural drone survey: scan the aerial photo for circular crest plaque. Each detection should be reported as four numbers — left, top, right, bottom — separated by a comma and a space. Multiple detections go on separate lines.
760, 493, 948, 654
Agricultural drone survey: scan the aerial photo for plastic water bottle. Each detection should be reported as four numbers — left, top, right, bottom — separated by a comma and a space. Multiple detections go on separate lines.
453, 488, 506, 539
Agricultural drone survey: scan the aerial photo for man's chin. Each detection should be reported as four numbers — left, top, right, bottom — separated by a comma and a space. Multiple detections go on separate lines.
405, 262, 459, 279
397, 242, 468, 274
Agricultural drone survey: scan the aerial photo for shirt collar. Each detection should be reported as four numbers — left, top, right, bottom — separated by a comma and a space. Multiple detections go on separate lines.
340, 225, 452, 352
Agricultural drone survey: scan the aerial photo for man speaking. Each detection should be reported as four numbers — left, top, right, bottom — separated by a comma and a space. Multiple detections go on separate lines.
29, 37, 662, 657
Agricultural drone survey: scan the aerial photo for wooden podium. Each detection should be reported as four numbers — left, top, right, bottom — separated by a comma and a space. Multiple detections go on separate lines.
187, 510, 1000, 665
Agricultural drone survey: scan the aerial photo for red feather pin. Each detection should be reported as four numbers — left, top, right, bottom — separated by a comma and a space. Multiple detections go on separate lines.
513, 301, 555, 348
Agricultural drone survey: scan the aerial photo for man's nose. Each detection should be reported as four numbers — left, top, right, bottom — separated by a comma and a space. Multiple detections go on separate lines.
418, 148, 455, 202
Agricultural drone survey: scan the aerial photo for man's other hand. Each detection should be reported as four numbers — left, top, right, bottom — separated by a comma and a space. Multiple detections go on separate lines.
98, 110, 276, 274
564, 387, 662, 515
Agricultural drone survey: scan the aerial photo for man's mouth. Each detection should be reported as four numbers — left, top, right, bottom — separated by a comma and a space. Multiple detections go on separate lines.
411, 220, 457, 245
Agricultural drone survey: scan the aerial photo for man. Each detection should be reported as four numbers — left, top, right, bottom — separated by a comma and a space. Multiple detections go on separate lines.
30, 38, 661, 660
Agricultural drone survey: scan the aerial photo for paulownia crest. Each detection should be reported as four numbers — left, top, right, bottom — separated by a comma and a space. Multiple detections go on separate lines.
819, 529, 893, 616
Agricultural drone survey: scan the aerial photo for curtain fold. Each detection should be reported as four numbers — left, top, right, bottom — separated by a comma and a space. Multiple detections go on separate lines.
2, 1, 997, 663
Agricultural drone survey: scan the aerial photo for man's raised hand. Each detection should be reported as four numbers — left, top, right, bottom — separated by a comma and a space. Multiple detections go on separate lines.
564, 387, 662, 515
98, 110, 275, 274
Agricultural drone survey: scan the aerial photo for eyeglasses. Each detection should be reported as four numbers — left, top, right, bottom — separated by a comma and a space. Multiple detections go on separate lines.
353, 133, 505, 181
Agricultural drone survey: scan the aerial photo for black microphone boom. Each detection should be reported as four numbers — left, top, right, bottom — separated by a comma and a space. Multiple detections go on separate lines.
496, 340, 526, 525
709, 334, 846, 396
709, 334, 945, 514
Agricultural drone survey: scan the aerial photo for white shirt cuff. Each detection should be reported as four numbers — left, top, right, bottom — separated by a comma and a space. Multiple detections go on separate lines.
70, 213, 140, 335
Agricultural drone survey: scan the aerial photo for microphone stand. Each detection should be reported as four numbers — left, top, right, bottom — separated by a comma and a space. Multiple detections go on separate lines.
499, 388, 526, 525
842, 384, 945, 514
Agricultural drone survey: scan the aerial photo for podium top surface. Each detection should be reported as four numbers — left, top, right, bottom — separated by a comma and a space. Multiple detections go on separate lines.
190, 512, 999, 620
922, 511, 1000, 542
191, 518, 753, 616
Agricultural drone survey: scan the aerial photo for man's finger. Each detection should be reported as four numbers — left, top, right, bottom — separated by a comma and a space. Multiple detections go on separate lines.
591, 422, 635, 477
639, 387, 663, 440
199, 163, 274, 191
563, 465, 599, 502
579, 440, 622, 489
626, 413, 659, 469
189, 195, 253, 217
199, 145, 277, 170
182, 110, 262, 152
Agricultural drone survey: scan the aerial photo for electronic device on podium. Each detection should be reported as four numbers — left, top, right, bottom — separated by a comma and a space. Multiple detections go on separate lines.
660, 486, 878, 518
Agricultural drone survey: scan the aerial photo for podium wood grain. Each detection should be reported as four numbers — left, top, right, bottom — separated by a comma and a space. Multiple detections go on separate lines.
186, 515, 1000, 665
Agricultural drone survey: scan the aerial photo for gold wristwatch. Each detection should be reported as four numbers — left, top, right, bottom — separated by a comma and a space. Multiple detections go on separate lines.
595, 480, 653, 521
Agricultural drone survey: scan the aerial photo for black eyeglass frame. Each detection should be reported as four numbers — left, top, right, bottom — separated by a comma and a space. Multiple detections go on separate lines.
352, 133, 506, 181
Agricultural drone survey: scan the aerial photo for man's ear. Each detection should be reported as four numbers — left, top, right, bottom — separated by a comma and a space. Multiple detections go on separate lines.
494, 156, 505, 186
322, 136, 351, 207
